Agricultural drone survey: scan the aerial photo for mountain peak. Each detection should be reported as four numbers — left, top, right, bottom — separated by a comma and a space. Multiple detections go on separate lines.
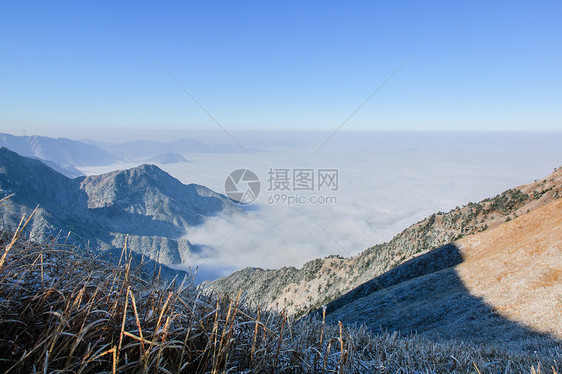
0, 150, 242, 266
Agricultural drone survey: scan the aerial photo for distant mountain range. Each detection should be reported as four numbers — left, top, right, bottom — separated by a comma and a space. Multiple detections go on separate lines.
0, 133, 118, 169
144, 152, 188, 164
0, 133, 260, 177
85, 138, 261, 161
0, 147, 242, 266
34, 159, 85, 178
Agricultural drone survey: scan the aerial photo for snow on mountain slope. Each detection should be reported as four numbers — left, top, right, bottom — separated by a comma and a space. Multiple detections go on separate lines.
0, 147, 241, 265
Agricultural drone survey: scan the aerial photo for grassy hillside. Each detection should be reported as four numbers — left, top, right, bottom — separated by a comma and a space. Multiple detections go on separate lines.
208, 167, 562, 316
0, 213, 559, 372
325, 199, 562, 350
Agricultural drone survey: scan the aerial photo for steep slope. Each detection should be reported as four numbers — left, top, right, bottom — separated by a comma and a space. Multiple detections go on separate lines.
324, 198, 562, 348
207, 167, 562, 315
37, 158, 85, 178
0, 147, 241, 265
0, 133, 118, 167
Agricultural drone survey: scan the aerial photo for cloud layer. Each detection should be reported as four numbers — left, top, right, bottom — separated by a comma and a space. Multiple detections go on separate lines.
81, 132, 562, 282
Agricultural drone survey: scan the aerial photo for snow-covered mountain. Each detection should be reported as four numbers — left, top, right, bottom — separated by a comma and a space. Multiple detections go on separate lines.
0, 146, 241, 265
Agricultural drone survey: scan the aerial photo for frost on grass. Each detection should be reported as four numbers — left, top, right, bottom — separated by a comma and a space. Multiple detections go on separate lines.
0, 227, 560, 373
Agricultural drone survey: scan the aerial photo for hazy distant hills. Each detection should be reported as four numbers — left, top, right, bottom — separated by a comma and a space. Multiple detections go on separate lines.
0, 147, 242, 265
35, 158, 85, 178
0, 133, 118, 169
207, 167, 562, 318
86, 138, 261, 161
144, 152, 188, 164
0, 133, 260, 175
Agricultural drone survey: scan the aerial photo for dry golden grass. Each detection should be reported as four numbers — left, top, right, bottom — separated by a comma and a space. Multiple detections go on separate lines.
457, 198, 562, 339
0, 225, 560, 373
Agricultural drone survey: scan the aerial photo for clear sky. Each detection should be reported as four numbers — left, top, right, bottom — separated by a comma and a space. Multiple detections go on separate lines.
1, 1, 561, 136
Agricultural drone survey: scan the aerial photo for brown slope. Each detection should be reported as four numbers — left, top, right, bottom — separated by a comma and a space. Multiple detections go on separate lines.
207, 166, 562, 316
325, 198, 562, 349
455, 198, 562, 338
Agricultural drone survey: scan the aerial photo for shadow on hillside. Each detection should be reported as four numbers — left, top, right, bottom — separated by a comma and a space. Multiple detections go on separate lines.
320, 244, 561, 352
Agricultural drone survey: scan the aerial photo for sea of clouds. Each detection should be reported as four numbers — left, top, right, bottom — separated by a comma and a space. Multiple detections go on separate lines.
80, 132, 562, 282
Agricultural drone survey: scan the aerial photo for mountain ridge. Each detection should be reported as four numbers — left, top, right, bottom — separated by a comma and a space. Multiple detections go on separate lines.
0, 133, 118, 168
323, 197, 562, 348
86, 138, 261, 160
0, 146, 241, 266
207, 166, 562, 316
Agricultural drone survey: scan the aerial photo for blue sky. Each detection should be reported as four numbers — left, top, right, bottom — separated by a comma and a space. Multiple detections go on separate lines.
1, 1, 561, 136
